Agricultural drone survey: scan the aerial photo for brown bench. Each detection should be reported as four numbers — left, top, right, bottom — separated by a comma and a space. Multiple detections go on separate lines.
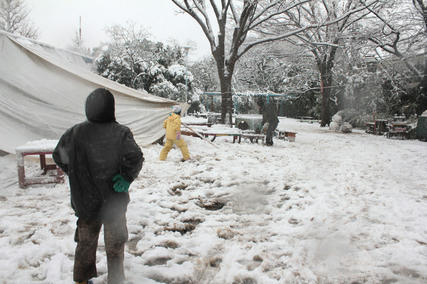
278, 131, 297, 142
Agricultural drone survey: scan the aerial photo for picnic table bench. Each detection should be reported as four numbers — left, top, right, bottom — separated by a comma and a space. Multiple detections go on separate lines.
202, 132, 242, 143
365, 119, 388, 135
240, 131, 265, 143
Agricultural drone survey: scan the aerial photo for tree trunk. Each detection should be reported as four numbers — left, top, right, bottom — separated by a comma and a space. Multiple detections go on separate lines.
319, 67, 333, 127
219, 75, 233, 125
214, 48, 234, 125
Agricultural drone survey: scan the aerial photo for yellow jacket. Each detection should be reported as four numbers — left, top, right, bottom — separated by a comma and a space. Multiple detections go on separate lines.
163, 113, 181, 140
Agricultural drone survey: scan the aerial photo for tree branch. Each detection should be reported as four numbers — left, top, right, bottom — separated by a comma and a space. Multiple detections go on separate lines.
229, 0, 239, 24
171, 0, 216, 50
240, 0, 380, 59
249, 0, 312, 31
208, 0, 220, 19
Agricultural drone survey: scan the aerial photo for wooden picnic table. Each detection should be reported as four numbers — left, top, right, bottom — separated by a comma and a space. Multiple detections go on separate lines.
387, 122, 411, 139
15, 140, 65, 188
365, 119, 388, 135
182, 127, 265, 144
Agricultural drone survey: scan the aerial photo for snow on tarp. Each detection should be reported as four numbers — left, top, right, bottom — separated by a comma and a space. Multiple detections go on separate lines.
0, 31, 177, 154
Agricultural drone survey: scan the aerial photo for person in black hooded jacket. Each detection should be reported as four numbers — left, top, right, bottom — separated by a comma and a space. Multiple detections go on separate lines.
257, 97, 279, 146
53, 88, 143, 284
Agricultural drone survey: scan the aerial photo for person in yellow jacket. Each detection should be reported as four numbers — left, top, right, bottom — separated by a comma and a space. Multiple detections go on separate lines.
159, 105, 190, 161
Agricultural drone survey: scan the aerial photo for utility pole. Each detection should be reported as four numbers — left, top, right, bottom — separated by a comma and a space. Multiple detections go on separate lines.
183, 46, 191, 103
79, 16, 82, 43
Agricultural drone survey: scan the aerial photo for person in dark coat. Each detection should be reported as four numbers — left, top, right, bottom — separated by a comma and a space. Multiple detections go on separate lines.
257, 97, 279, 146
53, 88, 144, 284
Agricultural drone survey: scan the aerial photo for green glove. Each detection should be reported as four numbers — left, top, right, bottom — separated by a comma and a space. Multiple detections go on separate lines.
113, 174, 130, 193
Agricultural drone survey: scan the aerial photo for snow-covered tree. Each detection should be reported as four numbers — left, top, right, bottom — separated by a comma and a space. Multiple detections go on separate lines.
234, 42, 318, 95
189, 56, 219, 92
0, 0, 38, 39
94, 23, 194, 102
149, 81, 178, 100
167, 64, 193, 88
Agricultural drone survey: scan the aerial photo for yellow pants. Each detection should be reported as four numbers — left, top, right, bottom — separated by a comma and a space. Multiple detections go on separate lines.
160, 138, 190, 160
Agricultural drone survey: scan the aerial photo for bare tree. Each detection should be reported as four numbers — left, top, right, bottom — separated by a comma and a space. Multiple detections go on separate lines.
189, 56, 219, 92
363, 0, 426, 105
171, 0, 314, 124
171, 0, 384, 125
413, 0, 427, 31
264, 0, 385, 126
0, 0, 38, 39
234, 41, 318, 95
363, 0, 425, 80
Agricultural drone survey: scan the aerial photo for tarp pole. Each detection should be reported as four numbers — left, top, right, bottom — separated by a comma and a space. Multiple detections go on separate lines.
181, 122, 219, 148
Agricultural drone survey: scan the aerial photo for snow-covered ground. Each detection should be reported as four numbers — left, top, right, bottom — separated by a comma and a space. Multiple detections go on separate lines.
1, 117, 426, 284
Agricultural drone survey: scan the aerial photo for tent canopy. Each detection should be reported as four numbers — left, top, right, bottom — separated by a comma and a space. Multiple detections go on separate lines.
0, 31, 178, 153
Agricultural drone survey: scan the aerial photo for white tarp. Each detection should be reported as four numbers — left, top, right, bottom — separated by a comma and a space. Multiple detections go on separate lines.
0, 31, 178, 153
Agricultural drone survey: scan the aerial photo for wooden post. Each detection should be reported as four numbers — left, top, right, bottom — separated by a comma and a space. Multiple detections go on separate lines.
373, 112, 376, 134
17, 152, 25, 188
40, 154, 47, 174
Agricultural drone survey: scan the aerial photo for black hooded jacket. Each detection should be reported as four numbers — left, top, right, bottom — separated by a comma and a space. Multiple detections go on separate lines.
261, 101, 279, 126
53, 88, 144, 220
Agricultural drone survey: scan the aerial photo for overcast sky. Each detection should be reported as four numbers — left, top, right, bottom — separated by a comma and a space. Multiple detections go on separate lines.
25, 0, 211, 59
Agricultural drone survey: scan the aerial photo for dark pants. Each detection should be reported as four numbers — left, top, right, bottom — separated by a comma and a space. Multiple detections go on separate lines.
73, 214, 128, 284
266, 120, 278, 145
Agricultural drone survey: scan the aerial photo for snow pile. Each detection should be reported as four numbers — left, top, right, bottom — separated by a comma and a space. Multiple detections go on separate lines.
1, 117, 426, 283
330, 111, 353, 133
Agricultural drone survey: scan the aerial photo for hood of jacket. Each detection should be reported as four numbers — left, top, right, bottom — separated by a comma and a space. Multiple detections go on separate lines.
85, 88, 116, 123
167, 113, 180, 121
